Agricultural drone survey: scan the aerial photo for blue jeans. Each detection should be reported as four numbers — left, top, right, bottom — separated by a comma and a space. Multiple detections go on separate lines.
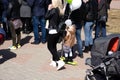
32, 16, 46, 42
84, 22, 94, 46
95, 21, 106, 38
75, 23, 83, 55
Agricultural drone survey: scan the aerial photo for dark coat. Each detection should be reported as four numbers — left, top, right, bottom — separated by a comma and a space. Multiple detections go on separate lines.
85, 0, 98, 21
97, 0, 108, 21
27, 0, 51, 17
20, 0, 31, 18
9, 0, 21, 20
1, 0, 9, 17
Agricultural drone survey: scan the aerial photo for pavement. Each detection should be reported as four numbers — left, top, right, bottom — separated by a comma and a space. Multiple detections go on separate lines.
0, 1, 120, 80
0, 31, 91, 80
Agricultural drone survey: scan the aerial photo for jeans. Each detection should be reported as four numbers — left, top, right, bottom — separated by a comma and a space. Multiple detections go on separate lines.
84, 21, 94, 46
75, 23, 83, 55
95, 21, 106, 39
32, 16, 46, 42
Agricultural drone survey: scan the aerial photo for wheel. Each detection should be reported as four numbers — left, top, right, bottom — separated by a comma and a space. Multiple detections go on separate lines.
85, 75, 96, 80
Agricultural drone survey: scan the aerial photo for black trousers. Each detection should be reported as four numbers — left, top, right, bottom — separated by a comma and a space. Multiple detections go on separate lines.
47, 33, 60, 61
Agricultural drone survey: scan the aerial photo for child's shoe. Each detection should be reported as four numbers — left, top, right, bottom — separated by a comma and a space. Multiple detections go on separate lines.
66, 61, 77, 65
17, 44, 21, 48
9, 46, 17, 50
57, 60, 65, 70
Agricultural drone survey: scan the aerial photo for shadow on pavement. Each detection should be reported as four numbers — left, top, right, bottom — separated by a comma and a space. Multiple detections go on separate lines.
20, 36, 32, 46
0, 49, 17, 64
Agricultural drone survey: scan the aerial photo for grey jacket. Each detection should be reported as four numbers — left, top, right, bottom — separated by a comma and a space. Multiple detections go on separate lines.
20, 0, 31, 17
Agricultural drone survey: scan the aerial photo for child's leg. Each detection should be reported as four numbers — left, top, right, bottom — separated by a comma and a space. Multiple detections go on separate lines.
9, 21, 16, 46
16, 28, 21, 45
63, 45, 70, 62
68, 48, 73, 62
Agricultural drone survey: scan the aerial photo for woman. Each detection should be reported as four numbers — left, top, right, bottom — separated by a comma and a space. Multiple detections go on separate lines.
45, 0, 65, 70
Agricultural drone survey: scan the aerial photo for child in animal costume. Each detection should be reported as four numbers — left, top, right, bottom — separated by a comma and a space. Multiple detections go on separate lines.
62, 19, 77, 65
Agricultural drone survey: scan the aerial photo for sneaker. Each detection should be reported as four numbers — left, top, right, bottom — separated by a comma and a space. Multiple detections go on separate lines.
50, 61, 57, 67
66, 61, 77, 65
57, 60, 65, 70
17, 44, 21, 48
9, 46, 17, 50
78, 54, 84, 58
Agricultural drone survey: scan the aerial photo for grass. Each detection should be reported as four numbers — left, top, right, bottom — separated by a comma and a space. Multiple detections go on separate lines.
106, 9, 120, 33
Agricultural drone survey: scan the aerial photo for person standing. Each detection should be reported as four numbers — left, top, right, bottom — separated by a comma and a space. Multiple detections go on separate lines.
83, 0, 97, 53
20, 0, 32, 34
45, 0, 66, 70
69, 2, 85, 58
1, 0, 11, 40
27, 0, 51, 44
8, 0, 22, 50
95, 0, 111, 39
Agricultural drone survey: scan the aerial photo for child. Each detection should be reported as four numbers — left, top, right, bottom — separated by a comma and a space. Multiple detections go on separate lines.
8, 0, 22, 50
62, 20, 76, 65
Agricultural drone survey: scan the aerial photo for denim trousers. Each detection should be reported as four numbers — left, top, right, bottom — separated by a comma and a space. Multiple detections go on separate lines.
95, 21, 106, 38
84, 21, 94, 46
75, 23, 83, 55
32, 16, 46, 42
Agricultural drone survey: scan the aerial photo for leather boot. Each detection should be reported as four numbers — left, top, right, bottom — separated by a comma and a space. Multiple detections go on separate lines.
83, 46, 89, 53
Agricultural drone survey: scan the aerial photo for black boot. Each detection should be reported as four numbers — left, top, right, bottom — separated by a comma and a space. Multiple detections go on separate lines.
83, 46, 89, 53
89, 45, 93, 51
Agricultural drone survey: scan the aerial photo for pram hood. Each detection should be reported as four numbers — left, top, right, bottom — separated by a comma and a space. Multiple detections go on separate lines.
91, 34, 120, 66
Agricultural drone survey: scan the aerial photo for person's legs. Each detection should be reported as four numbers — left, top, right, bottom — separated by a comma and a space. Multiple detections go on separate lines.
47, 34, 65, 70
9, 21, 17, 49
47, 34, 60, 61
39, 17, 46, 43
95, 21, 100, 39
101, 22, 106, 37
16, 28, 21, 48
75, 23, 83, 58
32, 16, 40, 44
83, 22, 94, 52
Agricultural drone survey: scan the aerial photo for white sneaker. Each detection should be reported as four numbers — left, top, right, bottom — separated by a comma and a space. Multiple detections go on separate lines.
50, 61, 57, 67
57, 60, 65, 70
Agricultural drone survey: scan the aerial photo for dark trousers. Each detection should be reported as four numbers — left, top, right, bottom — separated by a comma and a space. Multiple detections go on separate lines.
47, 33, 60, 61
21, 17, 32, 33
9, 21, 21, 46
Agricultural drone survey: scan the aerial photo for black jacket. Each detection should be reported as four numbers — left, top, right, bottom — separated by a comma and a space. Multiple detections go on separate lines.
45, 7, 60, 30
85, 0, 98, 21
9, 0, 21, 20
97, 0, 108, 21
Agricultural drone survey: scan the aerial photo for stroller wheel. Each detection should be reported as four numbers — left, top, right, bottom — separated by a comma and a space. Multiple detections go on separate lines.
85, 75, 96, 80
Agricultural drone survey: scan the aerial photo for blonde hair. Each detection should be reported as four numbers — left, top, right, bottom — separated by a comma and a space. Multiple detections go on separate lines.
52, 0, 65, 15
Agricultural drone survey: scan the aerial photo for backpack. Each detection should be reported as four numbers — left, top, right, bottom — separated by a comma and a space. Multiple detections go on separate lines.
91, 34, 120, 76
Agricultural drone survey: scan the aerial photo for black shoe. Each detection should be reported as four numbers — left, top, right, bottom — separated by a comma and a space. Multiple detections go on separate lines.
83, 46, 89, 53
42, 40, 46, 44
31, 41, 40, 45
78, 54, 84, 58
89, 45, 93, 51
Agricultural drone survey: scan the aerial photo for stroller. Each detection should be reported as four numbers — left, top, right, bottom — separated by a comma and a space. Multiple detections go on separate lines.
85, 34, 120, 80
